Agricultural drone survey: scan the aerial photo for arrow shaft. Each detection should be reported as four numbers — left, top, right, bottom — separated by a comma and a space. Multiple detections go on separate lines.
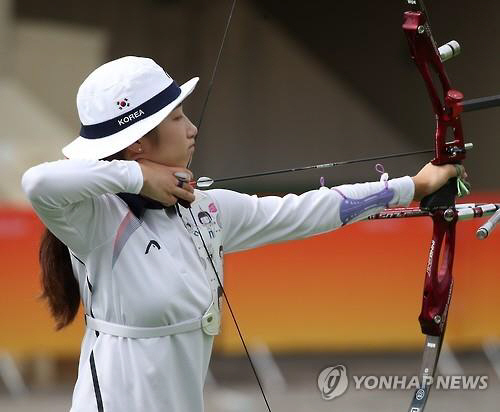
206, 148, 434, 185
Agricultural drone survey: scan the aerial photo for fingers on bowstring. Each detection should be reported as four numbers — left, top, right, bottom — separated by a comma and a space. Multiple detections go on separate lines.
173, 181, 195, 202
173, 168, 194, 182
174, 176, 195, 193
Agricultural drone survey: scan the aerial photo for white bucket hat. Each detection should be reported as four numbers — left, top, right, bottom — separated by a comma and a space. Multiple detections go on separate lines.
62, 56, 199, 160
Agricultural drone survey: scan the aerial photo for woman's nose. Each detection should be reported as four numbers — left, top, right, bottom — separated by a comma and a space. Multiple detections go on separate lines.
187, 119, 198, 139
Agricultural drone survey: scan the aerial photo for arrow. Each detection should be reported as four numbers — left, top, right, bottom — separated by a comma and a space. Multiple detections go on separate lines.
195, 144, 472, 188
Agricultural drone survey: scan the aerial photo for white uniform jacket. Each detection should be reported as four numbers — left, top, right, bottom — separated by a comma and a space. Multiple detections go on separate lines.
21, 159, 414, 411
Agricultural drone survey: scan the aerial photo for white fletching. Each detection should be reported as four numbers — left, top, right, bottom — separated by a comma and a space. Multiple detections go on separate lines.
196, 177, 214, 188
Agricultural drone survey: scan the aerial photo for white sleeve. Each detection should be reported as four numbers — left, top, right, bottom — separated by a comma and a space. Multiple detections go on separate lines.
21, 158, 144, 257
209, 176, 414, 253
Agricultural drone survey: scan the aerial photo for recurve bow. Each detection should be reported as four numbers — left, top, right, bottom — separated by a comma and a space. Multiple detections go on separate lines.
188, 2, 500, 412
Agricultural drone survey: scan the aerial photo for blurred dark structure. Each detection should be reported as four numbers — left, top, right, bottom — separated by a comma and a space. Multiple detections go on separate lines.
15, 0, 500, 193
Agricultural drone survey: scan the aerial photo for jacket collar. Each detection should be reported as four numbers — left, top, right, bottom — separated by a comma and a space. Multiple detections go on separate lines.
117, 193, 166, 219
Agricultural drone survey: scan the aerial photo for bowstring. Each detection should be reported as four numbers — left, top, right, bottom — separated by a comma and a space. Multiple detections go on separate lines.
196, 0, 237, 133
188, 207, 272, 412
187, 0, 237, 170
188, 1, 273, 410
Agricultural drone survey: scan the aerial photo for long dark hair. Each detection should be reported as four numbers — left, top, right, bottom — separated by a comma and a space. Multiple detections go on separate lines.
39, 149, 127, 329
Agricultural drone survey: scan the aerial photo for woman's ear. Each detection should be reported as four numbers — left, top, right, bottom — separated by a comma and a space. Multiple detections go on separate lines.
124, 140, 144, 160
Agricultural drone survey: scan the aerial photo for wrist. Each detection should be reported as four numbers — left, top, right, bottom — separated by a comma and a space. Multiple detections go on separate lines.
138, 162, 149, 195
411, 176, 422, 201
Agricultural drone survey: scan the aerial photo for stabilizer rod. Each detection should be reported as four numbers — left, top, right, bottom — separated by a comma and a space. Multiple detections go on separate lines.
460, 94, 500, 113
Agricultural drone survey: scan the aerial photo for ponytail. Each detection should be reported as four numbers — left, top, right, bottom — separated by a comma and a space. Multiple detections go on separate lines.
39, 229, 80, 330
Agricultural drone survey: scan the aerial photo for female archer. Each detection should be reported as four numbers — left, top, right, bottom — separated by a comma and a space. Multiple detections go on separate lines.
21, 56, 463, 412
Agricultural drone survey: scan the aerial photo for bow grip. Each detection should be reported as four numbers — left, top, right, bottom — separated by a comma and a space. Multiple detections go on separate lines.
420, 178, 457, 211
418, 208, 457, 336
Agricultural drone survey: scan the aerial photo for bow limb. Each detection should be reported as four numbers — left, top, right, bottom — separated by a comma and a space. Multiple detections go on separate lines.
402, 1, 463, 410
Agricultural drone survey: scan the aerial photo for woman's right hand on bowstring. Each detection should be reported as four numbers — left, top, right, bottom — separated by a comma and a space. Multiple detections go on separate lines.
138, 159, 195, 206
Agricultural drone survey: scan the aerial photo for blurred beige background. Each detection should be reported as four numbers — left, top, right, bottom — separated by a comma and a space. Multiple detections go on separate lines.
2, 0, 499, 204
1, 0, 499, 411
